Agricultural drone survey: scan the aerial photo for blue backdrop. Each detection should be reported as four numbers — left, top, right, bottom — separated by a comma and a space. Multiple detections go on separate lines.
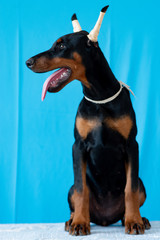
0, 0, 160, 223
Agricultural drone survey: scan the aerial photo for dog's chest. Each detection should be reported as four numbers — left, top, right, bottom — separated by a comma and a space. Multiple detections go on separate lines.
75, 114, 130, 191
76, 115, 133, 142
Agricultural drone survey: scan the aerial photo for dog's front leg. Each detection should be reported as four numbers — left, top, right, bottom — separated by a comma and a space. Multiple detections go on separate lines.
125, 139, 144, 234
69, 142, 90, 236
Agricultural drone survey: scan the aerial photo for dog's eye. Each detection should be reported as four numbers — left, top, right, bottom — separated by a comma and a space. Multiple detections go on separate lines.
59, 43, 66, 50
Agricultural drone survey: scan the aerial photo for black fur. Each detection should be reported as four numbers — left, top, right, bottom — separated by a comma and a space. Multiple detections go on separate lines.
101, 5, 109, 13
71, 14, 77, 21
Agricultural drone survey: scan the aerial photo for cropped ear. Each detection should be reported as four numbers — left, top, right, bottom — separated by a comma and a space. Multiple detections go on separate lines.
71, 14, 82, 32
87, 39, 99, 48
87, 5, 109, 42
87, 39, 92, 47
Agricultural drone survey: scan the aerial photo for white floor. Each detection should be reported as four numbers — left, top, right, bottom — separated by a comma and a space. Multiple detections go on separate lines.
0, 222, 159, 240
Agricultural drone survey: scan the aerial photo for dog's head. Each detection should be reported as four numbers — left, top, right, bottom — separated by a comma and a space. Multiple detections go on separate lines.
26, 6, 109, 101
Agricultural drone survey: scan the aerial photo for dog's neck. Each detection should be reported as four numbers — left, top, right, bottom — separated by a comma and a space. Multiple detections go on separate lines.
82, 50, 120, 102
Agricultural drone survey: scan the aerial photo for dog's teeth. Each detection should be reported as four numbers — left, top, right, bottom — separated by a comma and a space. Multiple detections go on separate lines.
61, 72, 67, 79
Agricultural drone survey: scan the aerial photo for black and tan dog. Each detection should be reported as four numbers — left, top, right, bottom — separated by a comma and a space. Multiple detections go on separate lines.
26, 6, 151, 236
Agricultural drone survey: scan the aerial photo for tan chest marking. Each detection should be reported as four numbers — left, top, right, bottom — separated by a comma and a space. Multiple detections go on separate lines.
105, 115, 133, 139
76, 117, 100, 139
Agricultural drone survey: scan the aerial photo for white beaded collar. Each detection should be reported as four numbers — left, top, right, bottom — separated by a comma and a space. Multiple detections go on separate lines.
84, 81, 135, 104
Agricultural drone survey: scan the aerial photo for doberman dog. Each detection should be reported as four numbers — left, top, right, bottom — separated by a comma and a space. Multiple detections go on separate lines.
26, 6, 151, 236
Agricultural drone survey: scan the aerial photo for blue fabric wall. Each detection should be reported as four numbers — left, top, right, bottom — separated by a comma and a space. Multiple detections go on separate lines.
0, 0, 160, 223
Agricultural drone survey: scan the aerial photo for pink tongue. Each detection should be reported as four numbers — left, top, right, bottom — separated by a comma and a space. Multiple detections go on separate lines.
41, 68, 67, 101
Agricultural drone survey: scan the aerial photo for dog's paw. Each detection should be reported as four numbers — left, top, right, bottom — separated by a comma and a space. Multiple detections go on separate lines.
69, 223, 90, 236
65, 219, 73, 232
125, 221, 145, 234
142, 217, 151, 230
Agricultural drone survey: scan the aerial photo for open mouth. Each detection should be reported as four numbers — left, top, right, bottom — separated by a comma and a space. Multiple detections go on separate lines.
41, 67, 72, 101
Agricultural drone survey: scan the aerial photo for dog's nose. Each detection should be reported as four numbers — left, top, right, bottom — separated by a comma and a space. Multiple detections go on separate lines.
26, 58, 35, 69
